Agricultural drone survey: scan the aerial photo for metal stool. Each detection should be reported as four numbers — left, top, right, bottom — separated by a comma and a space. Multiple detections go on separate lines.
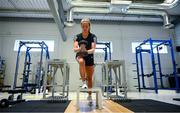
76, 87, 103, 110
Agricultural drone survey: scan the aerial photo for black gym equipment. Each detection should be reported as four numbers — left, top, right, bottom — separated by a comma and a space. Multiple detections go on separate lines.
114, 99, 180, 112
0, 89, 26, 108
0, 85, 11, 92
0, 99, 9, 108
77, 40, 88, 57
176, 46, 180, 52
0, 100, 70, 112
46, 96, 68, 103
173, 98, 180, 101
110, 97, 131, 103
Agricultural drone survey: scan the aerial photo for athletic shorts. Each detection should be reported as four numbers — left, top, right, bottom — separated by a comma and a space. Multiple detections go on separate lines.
76, 54, 94, 66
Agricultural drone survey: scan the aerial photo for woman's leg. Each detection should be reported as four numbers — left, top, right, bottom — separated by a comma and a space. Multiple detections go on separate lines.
86, 66, 94, 96
76, 57, 86, 81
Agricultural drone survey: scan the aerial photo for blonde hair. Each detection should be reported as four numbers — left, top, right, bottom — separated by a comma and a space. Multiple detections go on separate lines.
81, 17, 90, 24
81, 17, 91, 32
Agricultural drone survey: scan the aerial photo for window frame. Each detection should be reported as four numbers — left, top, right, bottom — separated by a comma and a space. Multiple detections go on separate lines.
14, 40, 55, 52
131, 42, 168, 54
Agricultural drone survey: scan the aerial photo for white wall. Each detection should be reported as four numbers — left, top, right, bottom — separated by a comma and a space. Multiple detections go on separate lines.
0, 38, 2, 56
175, 23, 180, 45
0, 20, 174, 91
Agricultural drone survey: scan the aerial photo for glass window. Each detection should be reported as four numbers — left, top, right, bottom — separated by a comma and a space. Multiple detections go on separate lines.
131, 42, 168, 54
14, 40, 54, 52
95, 41, 113, 53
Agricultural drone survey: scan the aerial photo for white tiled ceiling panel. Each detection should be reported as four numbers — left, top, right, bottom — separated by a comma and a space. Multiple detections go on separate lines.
9, 0, 49, 10
0, 0, 15, 9
0, 0, 50, 10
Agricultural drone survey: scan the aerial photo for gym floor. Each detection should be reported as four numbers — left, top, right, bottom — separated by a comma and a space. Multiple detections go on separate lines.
1, 91, 180, 112
0, 0, 180, 112
0, 91, 179, 104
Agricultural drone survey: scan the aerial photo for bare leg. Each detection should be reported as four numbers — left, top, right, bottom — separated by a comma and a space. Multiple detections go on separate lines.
86, 66, 94, 96
77, 57, 86, 81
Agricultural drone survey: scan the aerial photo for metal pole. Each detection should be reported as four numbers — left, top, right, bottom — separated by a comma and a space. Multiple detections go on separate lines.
135, 48, 141, 92
105, 63, 110, 99
122, 60, 127, 98
156, 46, 164, 88
150, 38, 158, 94
108, 43, 112, 60
22, 47, 28, 89
13, 42, 23, 89
104, 48, 107, 61
107, 43, 112, 92
113, 67, 118, 96
63, 63, 67, 97
52, 67, 57, 97
66, 65, 70, 99
22, 48, 31, 91
38, 44, 44, 92
139, 48, 145, 88
43, 60, 48, 99
118, 65, 121, 86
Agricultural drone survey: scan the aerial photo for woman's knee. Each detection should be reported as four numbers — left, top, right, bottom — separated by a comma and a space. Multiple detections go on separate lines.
77, 58, 85, 65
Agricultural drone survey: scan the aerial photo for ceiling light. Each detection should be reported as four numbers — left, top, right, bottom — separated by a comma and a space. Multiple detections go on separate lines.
164, 0, 175, 4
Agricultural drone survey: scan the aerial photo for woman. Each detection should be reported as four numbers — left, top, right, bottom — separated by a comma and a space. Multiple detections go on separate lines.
73, 18, 97, 102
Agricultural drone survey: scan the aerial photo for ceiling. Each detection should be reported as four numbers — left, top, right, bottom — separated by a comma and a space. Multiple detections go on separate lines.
0, 0, 51, 18
0, 0, 179, 19
74, 0, 164, 3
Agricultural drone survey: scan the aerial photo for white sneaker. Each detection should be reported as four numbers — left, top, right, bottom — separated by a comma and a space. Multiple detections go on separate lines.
82, 82, 88, 89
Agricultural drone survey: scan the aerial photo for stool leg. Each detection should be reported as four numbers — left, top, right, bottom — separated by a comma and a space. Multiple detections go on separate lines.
98, 89, 103, 109
96, 91, 98, 108
76, 89, 80, 110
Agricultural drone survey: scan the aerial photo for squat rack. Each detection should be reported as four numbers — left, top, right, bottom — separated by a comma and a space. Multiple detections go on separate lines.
135, 38, 179, 93
13, 41, 50, 92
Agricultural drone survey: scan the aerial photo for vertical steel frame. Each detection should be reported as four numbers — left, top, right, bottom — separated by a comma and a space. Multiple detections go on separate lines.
13, 41, 50, 91
135, 38, 179, 93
